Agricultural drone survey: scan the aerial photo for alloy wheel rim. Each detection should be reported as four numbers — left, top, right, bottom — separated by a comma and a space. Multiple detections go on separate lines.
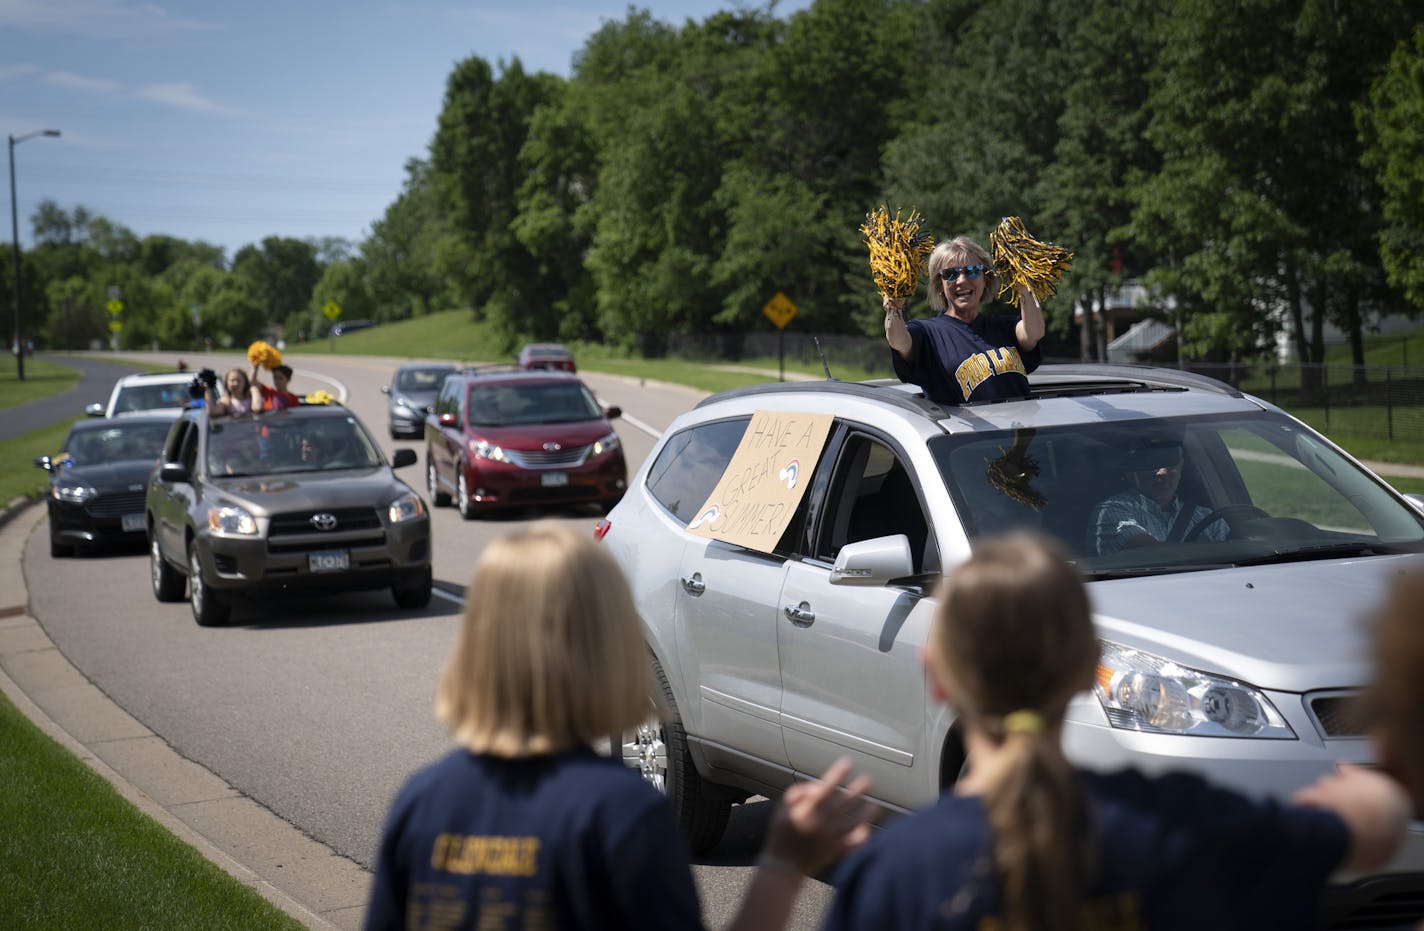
458, 471, 470, 516
150, 539, 162, 592
630, 723, 667, 793
189, 549, 202, 614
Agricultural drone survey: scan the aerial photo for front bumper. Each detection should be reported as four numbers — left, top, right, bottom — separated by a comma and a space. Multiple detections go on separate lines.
48, 496, 147, 548
459, 452, 627, 510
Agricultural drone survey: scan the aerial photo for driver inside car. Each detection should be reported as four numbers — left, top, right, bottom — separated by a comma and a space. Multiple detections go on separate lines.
1089, 440, 1228, 555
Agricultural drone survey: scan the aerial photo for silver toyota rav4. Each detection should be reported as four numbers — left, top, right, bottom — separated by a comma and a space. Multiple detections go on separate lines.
599, 364, 1424, 928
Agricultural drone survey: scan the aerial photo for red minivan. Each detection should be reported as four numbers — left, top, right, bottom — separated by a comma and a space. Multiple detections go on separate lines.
424, 369, 626, 517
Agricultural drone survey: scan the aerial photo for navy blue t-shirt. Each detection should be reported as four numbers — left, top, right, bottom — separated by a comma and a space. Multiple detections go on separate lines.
891, 312, 1041, 405
365, 747, 701, 930
823, 768, 1349, 931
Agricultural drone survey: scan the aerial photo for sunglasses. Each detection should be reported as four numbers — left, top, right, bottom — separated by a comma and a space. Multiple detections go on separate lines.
939, 264, 987, 282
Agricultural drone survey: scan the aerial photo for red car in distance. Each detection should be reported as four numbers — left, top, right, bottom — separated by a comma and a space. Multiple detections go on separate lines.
517, 342, 577, 372
424, 369, 626, 517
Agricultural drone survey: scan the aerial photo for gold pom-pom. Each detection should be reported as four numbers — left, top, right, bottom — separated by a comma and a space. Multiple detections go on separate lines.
990, 216, 1074, 309
861, 204, 936, 302
247, 340, 283, 370
304, 389, 335, 405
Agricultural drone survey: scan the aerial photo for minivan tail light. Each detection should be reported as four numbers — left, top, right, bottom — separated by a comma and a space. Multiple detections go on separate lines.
594, 519, 611, 541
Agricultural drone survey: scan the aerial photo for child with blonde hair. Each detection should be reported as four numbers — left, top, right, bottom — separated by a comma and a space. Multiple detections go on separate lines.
823, 532, 1408, 931
366, 522, 871, 930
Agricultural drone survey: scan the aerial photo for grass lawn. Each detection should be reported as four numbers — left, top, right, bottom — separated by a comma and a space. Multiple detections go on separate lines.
0, 689, 303, 930
1, 419, 80, 504
0, 358, 82, 412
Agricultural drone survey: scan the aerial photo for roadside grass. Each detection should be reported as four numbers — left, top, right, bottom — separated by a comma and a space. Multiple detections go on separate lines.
1, 419, 78, 503
0, 689, 304, 930
0, 358, 81, 412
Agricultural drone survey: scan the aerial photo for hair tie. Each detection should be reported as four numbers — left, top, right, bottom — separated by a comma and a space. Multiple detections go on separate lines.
1002, 710, 1044, 735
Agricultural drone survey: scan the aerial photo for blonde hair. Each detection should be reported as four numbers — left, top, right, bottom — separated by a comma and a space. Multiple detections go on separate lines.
928, 533, 1099, 931
1368, 567, 1424, 813
926, 236, 998, 312
435, 522, 649, 757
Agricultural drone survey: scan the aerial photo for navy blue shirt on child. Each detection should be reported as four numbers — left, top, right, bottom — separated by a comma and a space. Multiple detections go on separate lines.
823, 768, 1349, 931
366, 747, 701, 930
891, 312, 1041, 406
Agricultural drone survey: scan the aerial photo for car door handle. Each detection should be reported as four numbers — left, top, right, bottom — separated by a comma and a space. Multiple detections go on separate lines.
783, 602, 815, 625
680, 573, 705, 596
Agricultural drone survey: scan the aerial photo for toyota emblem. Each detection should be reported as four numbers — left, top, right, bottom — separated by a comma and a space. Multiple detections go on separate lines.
543, 441, 562, 451
310, 512, 339, 531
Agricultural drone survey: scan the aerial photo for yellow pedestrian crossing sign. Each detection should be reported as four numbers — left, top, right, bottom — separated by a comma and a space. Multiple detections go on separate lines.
323, 301, 342, 321
762, 292, 797, 330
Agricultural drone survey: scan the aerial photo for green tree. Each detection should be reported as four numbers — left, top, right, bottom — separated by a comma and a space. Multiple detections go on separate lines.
1359, 25, 1424, 311
363, 159, 450, 321
230, 237, 322, 330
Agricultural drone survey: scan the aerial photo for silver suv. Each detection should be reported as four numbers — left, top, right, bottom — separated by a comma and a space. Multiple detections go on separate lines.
599, 364, 1424, 927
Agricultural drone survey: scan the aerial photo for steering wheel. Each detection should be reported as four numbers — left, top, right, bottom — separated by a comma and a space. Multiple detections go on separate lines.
1183, 504, 1271, 541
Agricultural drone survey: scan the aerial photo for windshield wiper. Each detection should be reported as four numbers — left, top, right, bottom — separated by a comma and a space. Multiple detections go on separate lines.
1078, 564, 1234, 581
1230, 542, 1422, 567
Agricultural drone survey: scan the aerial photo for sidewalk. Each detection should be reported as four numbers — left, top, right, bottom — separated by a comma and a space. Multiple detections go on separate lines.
0, 499, 369, 930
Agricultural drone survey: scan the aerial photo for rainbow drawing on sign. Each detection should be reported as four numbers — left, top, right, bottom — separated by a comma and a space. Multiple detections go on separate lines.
778, 459, 800, 491
688, 504, 721, 530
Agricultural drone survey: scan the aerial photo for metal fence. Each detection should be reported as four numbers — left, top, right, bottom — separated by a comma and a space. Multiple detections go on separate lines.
653, 332, 1424, 444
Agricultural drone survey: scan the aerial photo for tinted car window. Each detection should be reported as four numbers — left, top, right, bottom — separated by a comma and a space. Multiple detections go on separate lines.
64, 422, 171, 464
206, 416, 381, 476
813, 433, 934, 573
466, 383, 601, 426
113, 382, 193, 413
646, 417, 751, 525
395, 367, 455, 391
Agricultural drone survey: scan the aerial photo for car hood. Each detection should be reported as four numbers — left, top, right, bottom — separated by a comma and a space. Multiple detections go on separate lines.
209, 468, 412, 514
1090, 555, 1416, 692
470, 420, 612, 451
60, 459, 157, 488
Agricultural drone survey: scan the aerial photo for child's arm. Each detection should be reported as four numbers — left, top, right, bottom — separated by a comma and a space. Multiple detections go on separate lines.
1292, 763, 1411, 872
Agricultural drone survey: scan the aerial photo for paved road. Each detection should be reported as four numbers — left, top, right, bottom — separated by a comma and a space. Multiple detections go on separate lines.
1, 353, 149, 440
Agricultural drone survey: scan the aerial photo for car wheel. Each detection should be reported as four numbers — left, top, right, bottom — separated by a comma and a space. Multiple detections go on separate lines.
188, 541, 231, 627
392, 566, 433, 609
50, 535, 72, 558
629, 660, 730, 854
150, 536, 185, 602
427, 459, 451, 507
457, 468, 474, 521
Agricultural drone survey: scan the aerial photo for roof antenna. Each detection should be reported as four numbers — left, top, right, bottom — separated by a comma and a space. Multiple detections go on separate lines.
812, 336, 835, 380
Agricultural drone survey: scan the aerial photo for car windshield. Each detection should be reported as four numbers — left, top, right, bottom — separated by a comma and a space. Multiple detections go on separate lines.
930, 412, 1424, 577
62, 423, 171, 465
395, 367, 454, 391
206, 416, 382, 476
113, 381, 212, 413
467, 382, 600, 426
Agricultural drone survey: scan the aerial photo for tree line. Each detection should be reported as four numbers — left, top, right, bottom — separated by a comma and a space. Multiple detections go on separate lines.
6, 0, 1424, 387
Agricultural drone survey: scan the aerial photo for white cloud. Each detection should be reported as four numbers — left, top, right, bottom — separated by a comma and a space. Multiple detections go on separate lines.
45, 71, 122, 93
0, 64, 40, 81
135, 82, 218, 112
0, 0, 218, 40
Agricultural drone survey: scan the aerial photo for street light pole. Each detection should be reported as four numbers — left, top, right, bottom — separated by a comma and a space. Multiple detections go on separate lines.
9, 128, 60, 381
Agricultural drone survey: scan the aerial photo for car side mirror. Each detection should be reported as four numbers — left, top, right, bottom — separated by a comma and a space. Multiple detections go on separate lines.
830, 534, 914, 585
391, 448, 417, 469
439, 412, 457, 427
604, 405, 622, 420
85, 402, 104, 417
158, 462, 191, 484
380, 385, 391, 395
33, 455, 53, 471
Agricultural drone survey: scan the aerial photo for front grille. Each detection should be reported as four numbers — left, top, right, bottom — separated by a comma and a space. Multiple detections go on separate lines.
87, 490, 147, 517
1327, 882, 1424, 929
1308, 691, 1366, 738
505, 445, 591, 468
269, 507, 382, 536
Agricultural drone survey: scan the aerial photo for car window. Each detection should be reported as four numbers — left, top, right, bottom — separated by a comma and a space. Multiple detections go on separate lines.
206, 417, 380, 476
396, 367, 454, 391
932, 413, 1424, 575
63, 423, 171, 464
646, 417, 751, 524
813, 433, 934, 574
113, 382, 190, 413
466, 383, 600, 426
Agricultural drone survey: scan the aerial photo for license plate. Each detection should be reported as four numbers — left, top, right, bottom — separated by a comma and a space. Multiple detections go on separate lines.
308, 549, 350, 573
121, 513, 145, 532
540, 472, 569, 488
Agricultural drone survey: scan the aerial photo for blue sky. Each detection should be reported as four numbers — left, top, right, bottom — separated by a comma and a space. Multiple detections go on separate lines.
2, 0, 808, 259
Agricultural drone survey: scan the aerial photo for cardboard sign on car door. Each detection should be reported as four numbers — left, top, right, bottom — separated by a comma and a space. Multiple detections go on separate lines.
687, 410, 835, 554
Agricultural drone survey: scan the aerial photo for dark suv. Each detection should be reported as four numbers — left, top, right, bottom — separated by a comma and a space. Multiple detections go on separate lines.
424, 369, 626, 517
146, 404, 432, 626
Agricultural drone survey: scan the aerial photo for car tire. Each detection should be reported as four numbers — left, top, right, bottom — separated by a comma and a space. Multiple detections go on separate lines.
392, 566, 433, 609
457, 468, 474, 521
636, 660, 730, 854
188, 541, 231, 627
150, 536, 185, 602
427, 459, 450, 507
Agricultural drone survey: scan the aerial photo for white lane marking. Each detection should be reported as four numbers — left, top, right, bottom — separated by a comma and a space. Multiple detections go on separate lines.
619, 412, 661, 440
293, 369, 348, 404
432, 587, 465, 607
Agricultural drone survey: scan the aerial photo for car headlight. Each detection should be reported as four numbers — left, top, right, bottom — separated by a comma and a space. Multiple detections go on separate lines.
52, 483, 96, 503
1094, 641, 1295, 739
208, 504, 258, 536
592, 431, 621, 457
470, 439, 507, 462
388, 492, 426, 523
